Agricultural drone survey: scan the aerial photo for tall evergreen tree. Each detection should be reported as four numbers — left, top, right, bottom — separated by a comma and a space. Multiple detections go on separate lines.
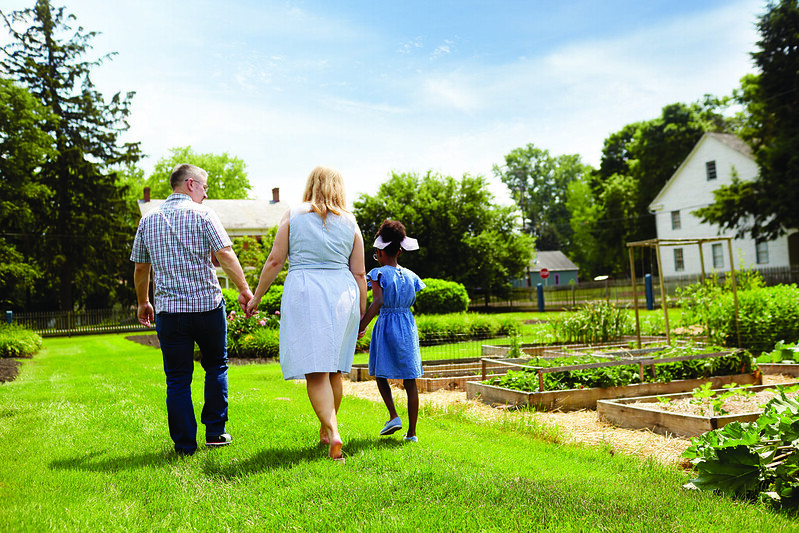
1, 1, 141, 310
696, 0, 799, 240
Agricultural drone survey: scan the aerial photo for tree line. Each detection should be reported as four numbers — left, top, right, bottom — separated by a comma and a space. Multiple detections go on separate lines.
2, 0, 796, 311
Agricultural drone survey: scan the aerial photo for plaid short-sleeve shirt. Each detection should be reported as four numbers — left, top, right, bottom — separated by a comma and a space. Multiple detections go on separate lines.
130, 193, 232, 314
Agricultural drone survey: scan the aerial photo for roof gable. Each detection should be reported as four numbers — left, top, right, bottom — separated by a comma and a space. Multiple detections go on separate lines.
648, 133, 754, 211
529, 250, 579, 271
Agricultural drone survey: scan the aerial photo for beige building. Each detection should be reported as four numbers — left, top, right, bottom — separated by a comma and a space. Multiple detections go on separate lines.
137, 187, 289, 288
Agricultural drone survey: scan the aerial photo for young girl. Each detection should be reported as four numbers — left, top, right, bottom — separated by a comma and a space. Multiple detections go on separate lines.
359, 220, 426, 442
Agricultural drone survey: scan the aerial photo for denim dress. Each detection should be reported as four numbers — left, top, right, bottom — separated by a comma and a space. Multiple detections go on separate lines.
367, 266, 426, 379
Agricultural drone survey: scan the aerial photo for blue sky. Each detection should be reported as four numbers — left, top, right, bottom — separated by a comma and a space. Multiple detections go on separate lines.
3, 0, 764, 206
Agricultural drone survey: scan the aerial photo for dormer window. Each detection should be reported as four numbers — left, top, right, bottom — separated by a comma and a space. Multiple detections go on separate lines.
706, 161, 717, 181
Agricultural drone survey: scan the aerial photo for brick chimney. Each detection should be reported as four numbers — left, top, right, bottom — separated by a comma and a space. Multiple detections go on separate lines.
143, 187, 151, 203
271, 187, 280, 203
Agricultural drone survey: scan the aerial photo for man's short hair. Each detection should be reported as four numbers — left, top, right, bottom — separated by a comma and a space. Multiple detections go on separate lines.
170, 164, 208, 190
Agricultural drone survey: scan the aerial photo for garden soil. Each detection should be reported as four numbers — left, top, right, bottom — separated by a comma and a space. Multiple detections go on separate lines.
0, 359, 21, 383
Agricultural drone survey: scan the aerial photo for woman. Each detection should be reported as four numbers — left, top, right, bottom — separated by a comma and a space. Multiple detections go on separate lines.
246, 166, 367, 462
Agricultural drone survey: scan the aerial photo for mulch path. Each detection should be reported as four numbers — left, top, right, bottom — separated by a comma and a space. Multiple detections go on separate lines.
124, 334, 269, 365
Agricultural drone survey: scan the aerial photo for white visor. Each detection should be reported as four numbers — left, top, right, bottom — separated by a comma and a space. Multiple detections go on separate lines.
373, 235, 419, 251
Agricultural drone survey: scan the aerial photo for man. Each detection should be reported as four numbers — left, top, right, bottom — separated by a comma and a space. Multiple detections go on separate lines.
131, 163, 253, 456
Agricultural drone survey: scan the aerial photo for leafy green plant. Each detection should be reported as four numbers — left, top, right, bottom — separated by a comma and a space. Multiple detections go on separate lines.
226, 308, 280, 357
656, 396, 672, 406
683, 385, 799, 510
688, 382, 753, 416
550, 301, 632, 344
0, 324, 43, 358
486, 350, 754, 393
756, 340, 799, 364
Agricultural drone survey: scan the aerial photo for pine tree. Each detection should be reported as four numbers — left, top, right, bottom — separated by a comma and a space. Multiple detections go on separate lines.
1, 1, 142, 310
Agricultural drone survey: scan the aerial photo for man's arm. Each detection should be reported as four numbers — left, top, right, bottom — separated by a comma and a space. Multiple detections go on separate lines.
215, 246, 254, 312
134, 262, 155, 327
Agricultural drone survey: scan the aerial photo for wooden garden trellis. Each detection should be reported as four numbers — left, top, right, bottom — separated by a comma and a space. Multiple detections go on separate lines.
626, 237, 742, 350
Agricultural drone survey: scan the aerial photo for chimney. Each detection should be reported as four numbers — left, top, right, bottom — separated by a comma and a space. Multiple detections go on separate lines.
143, 187, 151, 203
271, 187, 280, 203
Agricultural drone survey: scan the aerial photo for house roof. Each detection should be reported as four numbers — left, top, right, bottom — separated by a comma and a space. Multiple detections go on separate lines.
528, 250, 579, 272
137, 199, 289, 235
648, 132, 753, 211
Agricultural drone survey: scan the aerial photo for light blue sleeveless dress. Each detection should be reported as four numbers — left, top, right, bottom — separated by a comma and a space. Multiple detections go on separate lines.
279, 204, 360, 380
367, 266, 426, 379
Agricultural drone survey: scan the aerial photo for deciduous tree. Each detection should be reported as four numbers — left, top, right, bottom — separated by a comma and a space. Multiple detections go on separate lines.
0, 78, 54, 308
353, 171, 534, 302
144, 146, 252, 199
493, 144, 591, 251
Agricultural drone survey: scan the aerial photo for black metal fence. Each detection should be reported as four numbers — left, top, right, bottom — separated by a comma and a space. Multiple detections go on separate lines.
11, 308, 149, 337
469, 265, 799, 312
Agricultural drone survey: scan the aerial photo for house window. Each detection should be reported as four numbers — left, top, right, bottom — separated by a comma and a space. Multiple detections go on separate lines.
671, 210, 681, 230
674, 248, 684, 272
712, 243, 724, 269
706, 161, 717, 181
756, 241, 769, 264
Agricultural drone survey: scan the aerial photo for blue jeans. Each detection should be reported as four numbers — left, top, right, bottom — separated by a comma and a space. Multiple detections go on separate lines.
155, 303, 229, 455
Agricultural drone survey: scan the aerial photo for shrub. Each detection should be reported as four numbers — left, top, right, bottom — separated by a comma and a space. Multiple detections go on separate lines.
0, 324, 43, 358
414, 278, 469, 315
235, 327, 280, 359
226, 309, 280, 358
688, 285, 799, 352
222, 285, 284, 315
413, 313, 516, 345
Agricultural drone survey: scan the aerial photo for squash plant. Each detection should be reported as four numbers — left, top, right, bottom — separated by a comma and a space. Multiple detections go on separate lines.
683, 385, 799, 510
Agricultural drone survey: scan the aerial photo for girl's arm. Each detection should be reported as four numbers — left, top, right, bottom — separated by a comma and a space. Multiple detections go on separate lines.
359, 275, 383, 334
246, 209, 290, 316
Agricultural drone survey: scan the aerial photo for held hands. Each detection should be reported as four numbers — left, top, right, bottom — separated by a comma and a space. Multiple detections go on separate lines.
245, 293, 262, 318
238, 289, 254, 316
137, 302, 155, 328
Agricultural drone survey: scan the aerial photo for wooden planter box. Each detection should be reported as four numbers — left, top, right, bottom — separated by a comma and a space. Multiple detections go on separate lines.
758, 363, 799, 377
466, 373, 762, 411
347, 357, 519, 393
596, 382, 796, 437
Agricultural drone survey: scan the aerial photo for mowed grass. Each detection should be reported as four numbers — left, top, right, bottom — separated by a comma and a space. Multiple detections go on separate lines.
0, 334, 795, 532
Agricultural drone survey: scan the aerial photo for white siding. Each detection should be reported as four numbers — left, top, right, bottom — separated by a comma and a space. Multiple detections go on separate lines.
650, 135, 793, 277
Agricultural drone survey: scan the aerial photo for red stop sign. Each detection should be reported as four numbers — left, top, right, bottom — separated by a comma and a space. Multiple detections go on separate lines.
540, 268, 549, 279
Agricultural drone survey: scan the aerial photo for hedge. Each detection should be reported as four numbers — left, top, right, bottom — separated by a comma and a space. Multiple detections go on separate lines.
414, 278, 469, 315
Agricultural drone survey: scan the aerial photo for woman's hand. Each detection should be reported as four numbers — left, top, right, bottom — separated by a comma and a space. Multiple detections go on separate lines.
245, 295, 261, 317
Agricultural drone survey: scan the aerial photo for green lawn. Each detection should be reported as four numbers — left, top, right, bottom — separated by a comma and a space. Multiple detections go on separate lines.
1, 333, 795, 531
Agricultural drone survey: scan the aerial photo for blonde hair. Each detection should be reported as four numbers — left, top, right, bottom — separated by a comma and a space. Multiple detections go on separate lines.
302, 166, 348, 222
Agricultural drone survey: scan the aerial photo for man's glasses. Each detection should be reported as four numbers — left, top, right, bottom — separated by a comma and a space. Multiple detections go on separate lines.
185, 178, 208, 192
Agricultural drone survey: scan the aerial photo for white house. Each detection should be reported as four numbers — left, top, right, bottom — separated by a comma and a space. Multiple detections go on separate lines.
648, 133, 799, 278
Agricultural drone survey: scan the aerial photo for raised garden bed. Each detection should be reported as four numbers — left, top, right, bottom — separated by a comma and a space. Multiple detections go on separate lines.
466, 350, 759, 411
347, 339, 672, 393
597, 382, 799, 437
758, 363, 799, 377
347, 357, 512, 393
467, 373, 761, 411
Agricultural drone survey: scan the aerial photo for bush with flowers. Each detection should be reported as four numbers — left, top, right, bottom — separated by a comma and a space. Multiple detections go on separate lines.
226, 308, 281, 358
